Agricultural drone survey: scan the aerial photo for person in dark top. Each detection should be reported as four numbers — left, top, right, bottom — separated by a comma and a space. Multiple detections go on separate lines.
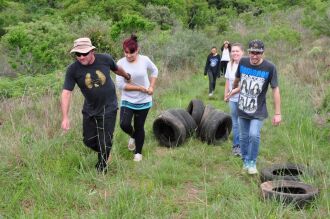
204, 46, 221, 97
233, 39, 282, 175
61, 37, 131, 173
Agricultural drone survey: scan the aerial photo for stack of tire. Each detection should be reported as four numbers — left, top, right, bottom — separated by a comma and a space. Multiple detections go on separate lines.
153, 99, 232, 147
152, 109, 197, 147
259, 163, 319, 209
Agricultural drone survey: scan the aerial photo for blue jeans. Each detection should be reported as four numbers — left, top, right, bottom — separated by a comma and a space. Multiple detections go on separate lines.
229, 101, 239, 147
238, 117, 263, 162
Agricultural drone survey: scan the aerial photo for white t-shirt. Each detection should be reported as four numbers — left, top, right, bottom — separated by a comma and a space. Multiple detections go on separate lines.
221, 48, 230, 61
116, 55, 158, 104
225, 61, 239, 102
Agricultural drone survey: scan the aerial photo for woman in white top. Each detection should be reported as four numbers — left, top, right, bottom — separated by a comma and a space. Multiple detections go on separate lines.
224, 43, 244, 156
116, 34, 158, 162
220, 41, 231, 76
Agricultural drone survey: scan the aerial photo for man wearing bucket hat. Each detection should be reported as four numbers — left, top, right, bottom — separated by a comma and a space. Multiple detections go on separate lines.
61, 37, 131, 173
233, 39, 282, 175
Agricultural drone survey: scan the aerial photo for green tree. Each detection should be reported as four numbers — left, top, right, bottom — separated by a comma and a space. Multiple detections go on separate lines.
102, 0, 143, 21
186, 0, 214, 29
0, 0, 7, 10
144, 4, 175, 30
303, 0, 330, 36
2, 17, 74, 75
110, 14, 156, 40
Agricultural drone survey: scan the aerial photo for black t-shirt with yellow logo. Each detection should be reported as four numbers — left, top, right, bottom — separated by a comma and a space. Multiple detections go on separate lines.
63, 53, 118, 117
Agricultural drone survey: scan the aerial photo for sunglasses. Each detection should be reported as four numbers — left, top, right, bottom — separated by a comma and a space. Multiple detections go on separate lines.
75, 51, 90, 57
249, 51, 263, 55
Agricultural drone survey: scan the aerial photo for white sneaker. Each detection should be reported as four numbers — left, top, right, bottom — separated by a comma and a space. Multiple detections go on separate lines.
248, 161, 258, 174
248, 166, 258, 174
208, 92, 213, 97
242, 160, 249, 171
128, 138, 135, 151
133, 153, 142, 162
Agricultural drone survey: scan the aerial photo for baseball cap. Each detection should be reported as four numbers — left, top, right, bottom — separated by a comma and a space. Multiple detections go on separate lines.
248, 39, 264, 52
70, 37, 96, 53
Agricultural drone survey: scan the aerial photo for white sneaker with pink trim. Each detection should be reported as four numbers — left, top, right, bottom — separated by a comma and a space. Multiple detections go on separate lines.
133, 153, 142, 162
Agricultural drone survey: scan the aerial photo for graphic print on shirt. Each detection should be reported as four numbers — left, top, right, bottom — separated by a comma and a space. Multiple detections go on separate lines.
210, 57, 219, 67
85, 70, 106, 89
238, 66, 269, 114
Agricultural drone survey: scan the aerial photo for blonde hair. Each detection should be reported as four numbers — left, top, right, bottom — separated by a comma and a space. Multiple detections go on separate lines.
230, 43, 244, 68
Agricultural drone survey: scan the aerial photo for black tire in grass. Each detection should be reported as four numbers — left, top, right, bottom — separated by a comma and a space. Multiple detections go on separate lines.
187, 99, 205, 125
260, 163, 306, 182
260, 180, 319, 209
153, 111, 186, 147
202, 111, 232, 145
197, 104, 216, 138
168, 109, 197, 137
166, 109, 190, 137
207, 111, 232, 144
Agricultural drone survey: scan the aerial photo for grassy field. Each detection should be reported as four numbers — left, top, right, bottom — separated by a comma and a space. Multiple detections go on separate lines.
0, 66, 329, 218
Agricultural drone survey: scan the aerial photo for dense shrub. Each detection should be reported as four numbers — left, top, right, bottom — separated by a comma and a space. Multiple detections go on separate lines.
0, 2, 30, 36
264, 25, 301, 47
0, 0, 6, 35
144, 4, 174, 30
1, 17, 74, 75
0, 0, 6, 9
110, 14, 156, 40
0, 45, 15, 77
101, 0, 143, 22
0, 73, 62, 99
138, 0, 186, 18
186, 1, 211, 29
303, 0, 330, 36
141, 28, 209, 72
69, 16, 113, 53
322, 87, 330, 113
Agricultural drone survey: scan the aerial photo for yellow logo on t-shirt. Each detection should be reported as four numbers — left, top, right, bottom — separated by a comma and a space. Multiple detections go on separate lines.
85, 73, 93, 89
84, 70, 106, 89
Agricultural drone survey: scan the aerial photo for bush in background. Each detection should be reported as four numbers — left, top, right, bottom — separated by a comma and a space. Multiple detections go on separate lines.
144, 4, 175, 30
0, 73, 62, 99
110, 14, 156, 40
265, 25, 301, 48
140, 27, 209, 73
1, 16, 74, 75
303, 0, 330, 36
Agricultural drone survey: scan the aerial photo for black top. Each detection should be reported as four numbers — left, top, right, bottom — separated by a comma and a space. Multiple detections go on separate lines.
235, 57, 278, 119
204, 54, 221, 76
63, 53, 119, 117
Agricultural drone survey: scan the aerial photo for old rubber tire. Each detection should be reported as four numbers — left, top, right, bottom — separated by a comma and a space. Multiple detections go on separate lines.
167, 109, 197, 137
153, 111, 186, 147
203, 111, 232, 145
260, 163, 306, 182
197, 104, 216, 139
260, 180, 319, 209
187, 99, 205, 126
176, 109, 197, 136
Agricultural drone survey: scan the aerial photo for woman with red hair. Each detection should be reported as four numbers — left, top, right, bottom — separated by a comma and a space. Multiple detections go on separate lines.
116, 34, 158, 162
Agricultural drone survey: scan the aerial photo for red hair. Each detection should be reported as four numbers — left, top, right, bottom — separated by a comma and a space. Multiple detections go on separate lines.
123, 34, 138, 53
